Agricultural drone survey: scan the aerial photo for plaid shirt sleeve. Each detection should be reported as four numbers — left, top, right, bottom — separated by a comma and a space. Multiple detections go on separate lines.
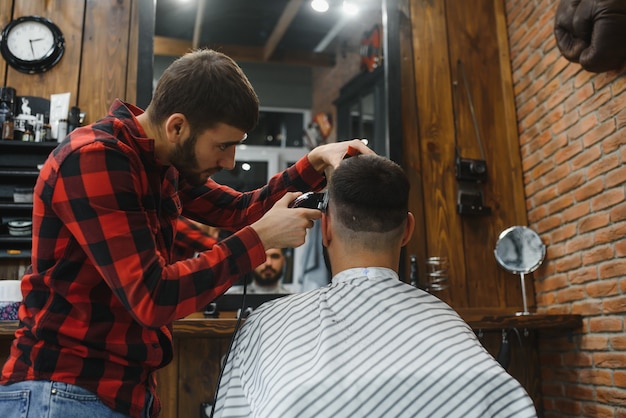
172, 216, 218, 261
44, 139, 303, 327
178, 154, 326, 230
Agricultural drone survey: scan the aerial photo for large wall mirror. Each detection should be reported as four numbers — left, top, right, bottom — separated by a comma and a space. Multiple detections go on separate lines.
150, 0, 388, 145
140, 0, 397, 291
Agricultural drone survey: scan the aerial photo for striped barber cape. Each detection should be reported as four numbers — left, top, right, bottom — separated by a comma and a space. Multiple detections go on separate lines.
214, 267, 537, 418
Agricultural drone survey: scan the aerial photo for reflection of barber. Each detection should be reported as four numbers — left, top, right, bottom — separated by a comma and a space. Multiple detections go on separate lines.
521, 231, 544, 269
498, 233, 523, 270
249, 248, 290, 294
497, 228, 545, 272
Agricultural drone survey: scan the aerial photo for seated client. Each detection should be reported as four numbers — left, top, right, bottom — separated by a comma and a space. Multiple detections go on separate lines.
213, 154, 537, 418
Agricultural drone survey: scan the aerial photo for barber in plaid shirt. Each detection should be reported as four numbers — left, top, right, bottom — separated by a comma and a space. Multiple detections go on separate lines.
0, 49, 372, 418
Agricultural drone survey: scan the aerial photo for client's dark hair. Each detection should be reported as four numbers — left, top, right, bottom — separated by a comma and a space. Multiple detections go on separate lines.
328, 154, 409, 235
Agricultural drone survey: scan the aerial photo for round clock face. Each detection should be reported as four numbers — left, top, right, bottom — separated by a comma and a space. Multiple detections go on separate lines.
0, 16, 65, 74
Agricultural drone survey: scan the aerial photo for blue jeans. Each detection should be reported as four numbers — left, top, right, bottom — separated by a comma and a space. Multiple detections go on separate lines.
0, 380, 146, 418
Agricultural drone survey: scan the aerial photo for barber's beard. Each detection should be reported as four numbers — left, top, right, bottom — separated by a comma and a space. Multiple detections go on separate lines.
253, 269, 283, 287
169, 134, 212, 187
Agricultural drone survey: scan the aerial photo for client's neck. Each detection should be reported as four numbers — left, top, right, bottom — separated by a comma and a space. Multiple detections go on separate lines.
330, 246, 399, 277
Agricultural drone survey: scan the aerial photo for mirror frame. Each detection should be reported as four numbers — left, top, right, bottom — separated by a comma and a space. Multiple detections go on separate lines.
494, 225, 546, 275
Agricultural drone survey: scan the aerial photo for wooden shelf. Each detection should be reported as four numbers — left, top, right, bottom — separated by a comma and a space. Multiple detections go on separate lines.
0, 236, 31, 244
0, 140, 55, 258
0, 313, 583, 338
461, 312, 583, 331
0, 249, 31, 259
0, 318, 241, 337
0, 140, 57, 149
0, 169, 40, 177
0, 202, 33, 210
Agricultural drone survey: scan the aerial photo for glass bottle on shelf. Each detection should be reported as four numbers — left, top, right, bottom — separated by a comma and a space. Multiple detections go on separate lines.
21, 124, 34, 142
2, 111, 14, 140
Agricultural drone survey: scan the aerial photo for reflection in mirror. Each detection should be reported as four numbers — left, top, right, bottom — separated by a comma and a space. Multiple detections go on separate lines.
494, 226, 546, 315
153, 0, 384, 293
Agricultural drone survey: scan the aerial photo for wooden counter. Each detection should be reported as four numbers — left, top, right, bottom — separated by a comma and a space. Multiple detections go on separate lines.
0, 312, 582, 418
0, 311, 583, 337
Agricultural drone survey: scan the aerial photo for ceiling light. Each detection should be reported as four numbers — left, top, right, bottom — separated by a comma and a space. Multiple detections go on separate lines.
311, 0, 329, 13
342, 1, 359, 15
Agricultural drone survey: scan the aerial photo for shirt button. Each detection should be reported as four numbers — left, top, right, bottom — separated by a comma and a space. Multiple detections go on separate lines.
152, 343, 159, 348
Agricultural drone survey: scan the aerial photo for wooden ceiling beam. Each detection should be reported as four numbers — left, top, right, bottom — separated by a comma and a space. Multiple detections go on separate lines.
154, 36, 335, 67
154, 36, 193, 56
263, 0, 304, 61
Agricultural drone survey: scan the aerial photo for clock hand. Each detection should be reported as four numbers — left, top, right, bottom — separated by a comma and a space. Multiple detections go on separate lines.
29, 39, 35, 58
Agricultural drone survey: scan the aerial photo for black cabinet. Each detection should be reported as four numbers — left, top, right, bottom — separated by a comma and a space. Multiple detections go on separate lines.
334, 66, 387, 157
0, 140, 57, 258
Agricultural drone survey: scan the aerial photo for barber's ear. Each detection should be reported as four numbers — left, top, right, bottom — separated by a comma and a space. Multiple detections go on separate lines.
400, 212, 415, 247
321, 213, 331, 247
165, 113, 189, 144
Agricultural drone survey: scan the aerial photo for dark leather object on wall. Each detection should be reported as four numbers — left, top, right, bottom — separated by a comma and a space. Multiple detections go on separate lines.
554, 0, 626, 73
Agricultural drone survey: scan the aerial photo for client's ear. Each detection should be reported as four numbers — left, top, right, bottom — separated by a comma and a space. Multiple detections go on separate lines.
400, 212, 415, 247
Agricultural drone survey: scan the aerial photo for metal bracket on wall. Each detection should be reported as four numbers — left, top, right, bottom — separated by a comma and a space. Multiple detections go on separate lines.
452, 59, 491, 216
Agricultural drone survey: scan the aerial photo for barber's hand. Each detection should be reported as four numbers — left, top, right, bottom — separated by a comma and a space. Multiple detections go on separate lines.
251, 192, 322, 250
307, 139, 375, 173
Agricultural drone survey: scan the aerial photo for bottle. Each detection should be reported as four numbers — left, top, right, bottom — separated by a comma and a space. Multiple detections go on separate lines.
43, 113, 52, 142
0, 87, 16, 127
21, 124, 34, 142
57, 118, 68, 142
68, 106, 81, 132
34, 113, 44, 142
2, 112, 13, 140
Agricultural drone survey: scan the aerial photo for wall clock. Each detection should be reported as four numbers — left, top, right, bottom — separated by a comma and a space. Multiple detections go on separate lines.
0, 15, 65, 74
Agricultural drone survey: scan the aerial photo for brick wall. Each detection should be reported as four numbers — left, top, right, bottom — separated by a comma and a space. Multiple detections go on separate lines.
505, 0, 626, 416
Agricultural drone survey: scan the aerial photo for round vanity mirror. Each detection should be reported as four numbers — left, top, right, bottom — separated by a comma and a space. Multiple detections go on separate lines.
494, 226, 545, 274
494, 226, 546, 315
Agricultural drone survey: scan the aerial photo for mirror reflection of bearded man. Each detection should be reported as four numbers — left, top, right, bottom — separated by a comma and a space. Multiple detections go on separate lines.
250, 248, 290, 294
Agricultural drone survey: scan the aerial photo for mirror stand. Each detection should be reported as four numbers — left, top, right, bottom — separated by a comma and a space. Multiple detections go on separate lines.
516, 272, 530, 316
494, 226, 546, 316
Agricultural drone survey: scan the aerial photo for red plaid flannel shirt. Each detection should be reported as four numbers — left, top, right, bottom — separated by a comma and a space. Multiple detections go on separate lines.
0, 100, 325, 417
172, 216, 218, 261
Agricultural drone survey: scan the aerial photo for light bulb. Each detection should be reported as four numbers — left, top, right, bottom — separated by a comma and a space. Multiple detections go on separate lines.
311, 0, 329, 13
342, 0, 359, 15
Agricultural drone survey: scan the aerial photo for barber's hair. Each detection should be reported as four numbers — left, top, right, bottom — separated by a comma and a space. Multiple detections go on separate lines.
328, 154, 409, 234
148, 49, 259, 134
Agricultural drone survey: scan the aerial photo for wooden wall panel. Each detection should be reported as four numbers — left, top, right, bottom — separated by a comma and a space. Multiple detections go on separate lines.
445, 0, 532, 310
125, 0, 139, 105
408, 0, 468, 307
177, 337, 230, 418
156, 341, 180, 418
0, 0, 11, 83
6, 0, 85, 101
78, 0, 133, 125
404, 0, 531, 311
0, 0, 139, 286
